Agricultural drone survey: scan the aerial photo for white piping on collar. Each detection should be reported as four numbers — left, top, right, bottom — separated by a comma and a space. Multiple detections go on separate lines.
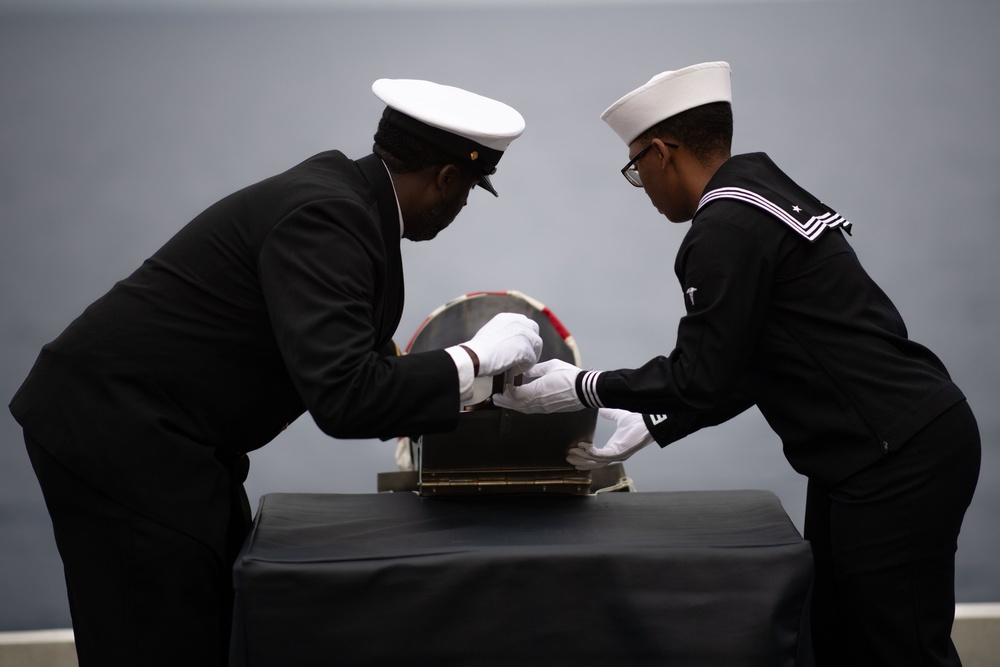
697, 187, 852, 241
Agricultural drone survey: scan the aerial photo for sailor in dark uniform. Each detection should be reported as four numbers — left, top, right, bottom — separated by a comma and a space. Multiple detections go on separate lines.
10, 78, 541, 667
496, 62, 981, 666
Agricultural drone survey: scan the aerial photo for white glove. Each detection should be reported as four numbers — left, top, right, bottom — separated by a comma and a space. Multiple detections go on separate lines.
566, 408, 654, 470
462, 313, 542, 377
493, 359, 584, 413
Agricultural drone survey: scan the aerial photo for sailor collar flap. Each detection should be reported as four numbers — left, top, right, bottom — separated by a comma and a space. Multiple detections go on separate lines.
696, 153, 852, 242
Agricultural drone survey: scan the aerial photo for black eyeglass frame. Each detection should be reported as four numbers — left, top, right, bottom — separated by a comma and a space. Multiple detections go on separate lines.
620, 140, 679, 187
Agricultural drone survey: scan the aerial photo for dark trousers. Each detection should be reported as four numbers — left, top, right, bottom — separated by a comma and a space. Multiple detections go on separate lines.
25, 435, 252, 667
805, 400, 981, 666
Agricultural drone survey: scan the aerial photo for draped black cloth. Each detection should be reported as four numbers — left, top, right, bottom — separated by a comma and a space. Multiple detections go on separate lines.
231, 490, 813, 666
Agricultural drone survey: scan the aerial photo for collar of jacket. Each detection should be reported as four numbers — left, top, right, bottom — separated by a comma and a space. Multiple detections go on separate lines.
696, 153, 852, 242
356, 153, 404, 242
354, 153, 405, 344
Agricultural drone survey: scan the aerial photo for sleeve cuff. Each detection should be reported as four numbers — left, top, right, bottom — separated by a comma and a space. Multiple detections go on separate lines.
445, 345, 476, 403
576, 370, 605, 408
642, 412, 698, 448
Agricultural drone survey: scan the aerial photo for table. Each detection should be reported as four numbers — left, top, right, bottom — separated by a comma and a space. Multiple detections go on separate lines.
230, 490, 813, 666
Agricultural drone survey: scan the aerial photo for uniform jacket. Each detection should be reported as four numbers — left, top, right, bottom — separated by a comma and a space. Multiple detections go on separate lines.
586, 153, 964, 485
10, 151, 461, 547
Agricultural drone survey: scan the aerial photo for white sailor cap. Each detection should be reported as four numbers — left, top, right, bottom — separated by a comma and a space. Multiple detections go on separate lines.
601, 61, 732, 146
372, 78, 525, 196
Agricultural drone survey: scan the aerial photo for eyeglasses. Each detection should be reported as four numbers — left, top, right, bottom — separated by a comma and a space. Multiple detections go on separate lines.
620, 141, 679, 187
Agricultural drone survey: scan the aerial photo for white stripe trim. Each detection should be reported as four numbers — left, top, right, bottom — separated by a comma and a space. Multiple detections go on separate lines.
698, 187, 852, 241
580, 371, 604, 408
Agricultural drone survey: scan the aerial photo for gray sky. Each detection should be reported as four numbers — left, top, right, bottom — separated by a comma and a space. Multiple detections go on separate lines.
2, 0, 996, 632
0, 0, 844, 11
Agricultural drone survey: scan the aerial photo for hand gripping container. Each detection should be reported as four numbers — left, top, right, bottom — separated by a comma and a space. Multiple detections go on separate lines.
393, 291, 617, 496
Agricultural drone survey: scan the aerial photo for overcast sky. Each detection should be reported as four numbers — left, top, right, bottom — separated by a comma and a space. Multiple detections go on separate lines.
0, 0, 845, 12
2, 0, 993, 632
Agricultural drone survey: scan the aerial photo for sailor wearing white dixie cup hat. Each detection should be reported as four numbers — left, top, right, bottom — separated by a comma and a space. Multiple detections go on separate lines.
496, 61, 979, 666
600, 60, 732, 146
10, 77, 537, 667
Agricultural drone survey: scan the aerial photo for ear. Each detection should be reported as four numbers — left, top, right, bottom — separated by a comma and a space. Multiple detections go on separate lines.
433, 164, 461, 195
650, 138, 675, 169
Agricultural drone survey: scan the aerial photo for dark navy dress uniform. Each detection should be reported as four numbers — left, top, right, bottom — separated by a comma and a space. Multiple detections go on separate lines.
578, 153, 981, 666
10, 151, 462, 666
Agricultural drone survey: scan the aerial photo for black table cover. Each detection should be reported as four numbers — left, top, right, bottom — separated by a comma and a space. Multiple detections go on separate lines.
230, 490, 813, 666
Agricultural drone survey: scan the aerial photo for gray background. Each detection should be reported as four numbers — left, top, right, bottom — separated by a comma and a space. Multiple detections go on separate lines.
2, 0, 997, 631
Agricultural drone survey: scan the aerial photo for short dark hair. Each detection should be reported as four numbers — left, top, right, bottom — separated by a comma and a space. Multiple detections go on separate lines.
373, 116, 464, 175
635, 101, 733, 164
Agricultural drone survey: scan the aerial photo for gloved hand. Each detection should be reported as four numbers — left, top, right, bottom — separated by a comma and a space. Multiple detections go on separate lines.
566, 408, 654, 469
461, 313, 542, 377
493, 359, 585, 413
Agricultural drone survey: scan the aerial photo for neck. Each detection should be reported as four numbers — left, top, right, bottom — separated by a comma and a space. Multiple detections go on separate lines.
386, 167, 434, 221
685, 153, 729, 205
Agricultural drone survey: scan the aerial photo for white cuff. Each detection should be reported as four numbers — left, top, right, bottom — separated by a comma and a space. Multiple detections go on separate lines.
445, 345, 476, 403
